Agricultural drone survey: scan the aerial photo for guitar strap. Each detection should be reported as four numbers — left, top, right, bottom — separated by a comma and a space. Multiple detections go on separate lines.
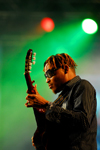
53, 93, 69, 107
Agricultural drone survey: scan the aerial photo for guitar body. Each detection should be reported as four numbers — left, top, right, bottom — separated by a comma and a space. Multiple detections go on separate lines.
24, 49, 46, 150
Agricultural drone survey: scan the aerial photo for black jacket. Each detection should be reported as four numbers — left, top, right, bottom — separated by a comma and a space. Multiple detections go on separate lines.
34, 76, 97, 150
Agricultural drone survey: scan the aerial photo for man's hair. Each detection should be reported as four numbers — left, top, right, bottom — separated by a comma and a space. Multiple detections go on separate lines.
43, 53, 77, 71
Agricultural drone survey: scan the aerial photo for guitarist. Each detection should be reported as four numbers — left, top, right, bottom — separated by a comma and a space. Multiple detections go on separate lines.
25, 53, 97, 150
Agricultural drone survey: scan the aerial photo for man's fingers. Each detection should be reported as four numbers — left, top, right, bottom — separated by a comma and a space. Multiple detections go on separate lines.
25, 100, 33, 107
34, 84, 39, 94
25, 104, 33, 107
31, 137, 36, 148
28, 94, 36, 99
32, 143, 36, 149
31, 137, 33, 140
26, 94, 36, 100
32, 143, 35, 146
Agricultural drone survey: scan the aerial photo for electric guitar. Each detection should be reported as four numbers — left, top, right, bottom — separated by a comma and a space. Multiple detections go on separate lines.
24, 49, 46, 149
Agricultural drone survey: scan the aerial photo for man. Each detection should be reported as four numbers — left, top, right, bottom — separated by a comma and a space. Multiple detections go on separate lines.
25, 53, 97, 150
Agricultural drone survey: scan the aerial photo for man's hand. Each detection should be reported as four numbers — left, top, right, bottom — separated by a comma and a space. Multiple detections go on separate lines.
25, 84, 49, 108
31, 136, 36, 148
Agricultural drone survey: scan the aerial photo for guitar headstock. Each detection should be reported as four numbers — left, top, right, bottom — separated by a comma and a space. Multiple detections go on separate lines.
24, 49, 36, 74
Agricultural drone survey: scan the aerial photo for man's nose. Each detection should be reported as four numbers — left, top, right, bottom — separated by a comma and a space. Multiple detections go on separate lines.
46, 77, 50, 83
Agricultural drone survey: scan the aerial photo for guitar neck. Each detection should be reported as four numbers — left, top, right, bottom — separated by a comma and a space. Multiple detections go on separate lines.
25, 73, 34, 94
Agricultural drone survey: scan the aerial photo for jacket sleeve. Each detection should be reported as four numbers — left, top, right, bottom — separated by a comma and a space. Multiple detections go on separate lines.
45, 80, 96, 131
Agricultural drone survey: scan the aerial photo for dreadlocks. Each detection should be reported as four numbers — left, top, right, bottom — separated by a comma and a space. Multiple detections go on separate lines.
43, 53, 77, 72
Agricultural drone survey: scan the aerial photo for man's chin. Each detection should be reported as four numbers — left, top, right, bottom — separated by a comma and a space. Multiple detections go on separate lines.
51, 88, 61, 94
51, 88, 57, 94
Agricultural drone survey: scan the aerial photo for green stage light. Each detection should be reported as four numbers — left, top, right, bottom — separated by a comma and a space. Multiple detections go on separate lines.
82, 18, 98, 34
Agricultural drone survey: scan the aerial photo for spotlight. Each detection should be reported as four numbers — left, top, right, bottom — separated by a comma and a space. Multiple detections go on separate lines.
82, 18, 98, 34
41, 17, 55, 32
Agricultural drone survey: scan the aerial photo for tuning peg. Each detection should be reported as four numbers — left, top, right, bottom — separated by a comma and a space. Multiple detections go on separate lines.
33, 52, 36, 56
33, 57, 36, 60
29, 66, 31, 70
33, 61, 35, 65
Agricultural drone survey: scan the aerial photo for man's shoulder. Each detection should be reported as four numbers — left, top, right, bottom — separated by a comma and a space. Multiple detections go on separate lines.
72, 77, 96, 100
79, 78, 95, 92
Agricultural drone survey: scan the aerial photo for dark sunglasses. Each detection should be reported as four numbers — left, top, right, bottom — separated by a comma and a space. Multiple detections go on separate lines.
44, 68, 58, 78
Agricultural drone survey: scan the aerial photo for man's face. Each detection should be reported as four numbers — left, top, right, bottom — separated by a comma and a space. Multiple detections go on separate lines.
44, 63, 66, 94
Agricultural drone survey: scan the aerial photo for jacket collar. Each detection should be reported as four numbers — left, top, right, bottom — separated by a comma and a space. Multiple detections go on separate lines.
60, 76, 81, 96
66, 75, 81, 88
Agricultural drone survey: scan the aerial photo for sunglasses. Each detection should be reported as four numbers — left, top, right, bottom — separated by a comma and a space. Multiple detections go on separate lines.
44, 68, 58, 78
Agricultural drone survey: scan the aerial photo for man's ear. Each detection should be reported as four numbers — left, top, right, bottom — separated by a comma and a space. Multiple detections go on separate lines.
64, 65, 69, 74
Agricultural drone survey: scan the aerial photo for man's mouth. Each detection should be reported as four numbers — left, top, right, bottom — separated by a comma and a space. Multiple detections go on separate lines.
49, 84, 53, 89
